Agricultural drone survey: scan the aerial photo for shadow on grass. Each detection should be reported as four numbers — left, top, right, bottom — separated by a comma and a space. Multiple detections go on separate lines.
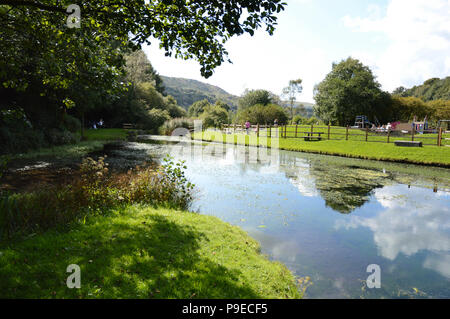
0, 211, 261, 299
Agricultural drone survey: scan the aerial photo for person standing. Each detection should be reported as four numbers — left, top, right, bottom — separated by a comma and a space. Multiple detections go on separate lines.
245, 120, 251, 135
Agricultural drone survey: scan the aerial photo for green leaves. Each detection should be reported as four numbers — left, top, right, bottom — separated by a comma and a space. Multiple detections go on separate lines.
314, 58, 387, 126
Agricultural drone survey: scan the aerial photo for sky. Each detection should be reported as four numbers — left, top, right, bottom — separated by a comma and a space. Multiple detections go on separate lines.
143, 0, 450, 103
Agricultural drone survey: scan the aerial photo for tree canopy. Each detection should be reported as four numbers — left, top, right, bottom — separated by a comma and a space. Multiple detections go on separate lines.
313, 58, 388, 126
236, 103, 288, 125
0, 0, 286, 152
238, 89, 275, 110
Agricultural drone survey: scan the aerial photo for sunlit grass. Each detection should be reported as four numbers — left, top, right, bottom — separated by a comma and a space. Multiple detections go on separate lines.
0, 206, 303, 299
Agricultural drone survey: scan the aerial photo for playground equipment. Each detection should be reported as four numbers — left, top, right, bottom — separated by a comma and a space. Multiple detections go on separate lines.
353, 115, 381, 128
393, 116, 429, 133
437, 120, 450, 132
354, 115, 372, 128
412, 115, 428, 134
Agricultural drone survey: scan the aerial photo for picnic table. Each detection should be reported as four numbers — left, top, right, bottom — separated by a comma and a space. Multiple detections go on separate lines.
297, 131, 323, 141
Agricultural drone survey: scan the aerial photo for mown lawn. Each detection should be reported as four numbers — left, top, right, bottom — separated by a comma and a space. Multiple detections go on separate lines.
0, 206, 302, 299
193, 131, 450, 167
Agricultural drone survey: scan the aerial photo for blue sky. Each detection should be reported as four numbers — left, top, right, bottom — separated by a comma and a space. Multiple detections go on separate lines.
144, 0, 450, 103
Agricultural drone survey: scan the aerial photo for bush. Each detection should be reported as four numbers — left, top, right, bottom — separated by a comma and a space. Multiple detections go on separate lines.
62, 114, 81, 133
200, 104, 229, 128
159, 117, 194, 135
45, 128, 79, 146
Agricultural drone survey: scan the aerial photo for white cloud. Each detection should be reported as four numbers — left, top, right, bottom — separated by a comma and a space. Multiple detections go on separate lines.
343, 0, 450, 91
335, 187, 450, 270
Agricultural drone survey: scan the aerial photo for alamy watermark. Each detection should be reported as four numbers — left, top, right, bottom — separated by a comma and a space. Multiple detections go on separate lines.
366, 264, 381, 289
66, 264, 81, 289
66, 4, 81, 29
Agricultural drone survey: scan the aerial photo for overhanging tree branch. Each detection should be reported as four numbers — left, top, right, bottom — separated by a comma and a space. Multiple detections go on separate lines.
0, 0, 67, 14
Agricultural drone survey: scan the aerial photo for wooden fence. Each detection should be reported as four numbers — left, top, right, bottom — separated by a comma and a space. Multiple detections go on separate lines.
221, 124, 448, 147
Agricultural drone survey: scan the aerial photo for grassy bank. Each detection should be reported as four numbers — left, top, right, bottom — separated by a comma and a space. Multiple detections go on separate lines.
0, 205, 302, 299
193, 131, 450, 167
0, 129, 129, 163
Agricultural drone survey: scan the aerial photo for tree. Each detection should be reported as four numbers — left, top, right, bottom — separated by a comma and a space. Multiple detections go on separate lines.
282, 79, 303, 119
389, 96, 431, 122
313, 58, 387, 126
1, 0, 286, 79
426, 99, 450, 121
236, 103, 288, 125
238, 89, 273, 110
124, 50, 165, 94
214, 100, 231, 112
188, 99, 211, 117
0, 0, 286, 151
200, 105, 229, 128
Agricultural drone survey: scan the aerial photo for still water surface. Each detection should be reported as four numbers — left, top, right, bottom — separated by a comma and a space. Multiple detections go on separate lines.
125, 137, 450, 298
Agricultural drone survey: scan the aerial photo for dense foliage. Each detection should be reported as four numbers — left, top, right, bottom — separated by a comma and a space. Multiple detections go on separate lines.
0, 0, 286, 153
314, 58, 389, 126
238, 89, 277, 110
236, 103, 288, 125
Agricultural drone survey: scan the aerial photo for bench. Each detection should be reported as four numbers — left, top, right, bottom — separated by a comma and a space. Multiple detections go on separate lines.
122, 123, 135, 129
394, 140, 422, 147
297, 132, 323, 141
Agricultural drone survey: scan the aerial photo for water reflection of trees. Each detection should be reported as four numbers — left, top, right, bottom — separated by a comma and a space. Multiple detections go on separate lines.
281, 154, 391, 214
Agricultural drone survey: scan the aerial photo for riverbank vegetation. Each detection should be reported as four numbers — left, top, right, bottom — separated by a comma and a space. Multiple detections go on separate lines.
0, 152, 302, 299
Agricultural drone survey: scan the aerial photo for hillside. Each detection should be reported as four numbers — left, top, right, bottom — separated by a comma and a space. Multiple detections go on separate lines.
394, 76, 450, 101
161, 76, 239, 110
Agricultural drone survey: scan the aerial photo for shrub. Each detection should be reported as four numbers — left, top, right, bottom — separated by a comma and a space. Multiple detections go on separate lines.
200, 104, 229, 128
62, 114, 81, 133
159, 117, 194, 135
0, 155, 195, 239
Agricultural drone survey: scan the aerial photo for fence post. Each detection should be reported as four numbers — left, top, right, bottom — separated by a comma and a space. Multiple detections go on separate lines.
284, 125, 287, 138
346, 126, 349, 141
365, 126, 369, 142
411, 124, 415, 141
387, 129, 391, 143
295, 124, 298, 138
328, 123, 331, 140
438, 127, 442, 146
234, 123, 236, 134
269, 124, 271, 138
257, 123, 259, 138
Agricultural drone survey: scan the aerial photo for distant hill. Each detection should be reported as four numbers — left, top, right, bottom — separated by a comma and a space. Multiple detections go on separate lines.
393, 76, 450, 101
161, 75, 317, 116
161, 76, 239, 110
280, 101, 315, 117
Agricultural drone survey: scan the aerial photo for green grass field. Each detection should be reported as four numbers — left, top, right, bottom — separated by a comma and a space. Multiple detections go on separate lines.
194, 130, 450, 167
0, 206, 302, 299
277, 125, 449, 146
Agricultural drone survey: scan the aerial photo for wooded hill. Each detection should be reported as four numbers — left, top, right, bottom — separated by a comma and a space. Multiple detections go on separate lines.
161, 76, 239, 110
393, 77, 450, 101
